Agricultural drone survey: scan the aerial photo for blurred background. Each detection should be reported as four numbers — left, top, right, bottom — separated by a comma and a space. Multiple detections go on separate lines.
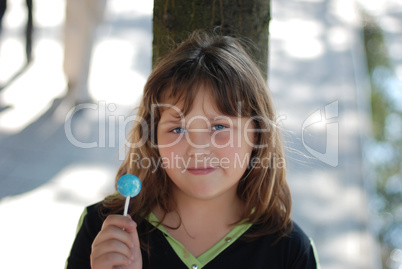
0, 0, 400, 268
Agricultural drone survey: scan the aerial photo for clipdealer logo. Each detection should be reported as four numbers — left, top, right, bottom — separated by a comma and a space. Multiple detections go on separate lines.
64, 101, 339, 167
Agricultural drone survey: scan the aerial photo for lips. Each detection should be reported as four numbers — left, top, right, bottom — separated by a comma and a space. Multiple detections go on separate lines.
186, 167, 218, 175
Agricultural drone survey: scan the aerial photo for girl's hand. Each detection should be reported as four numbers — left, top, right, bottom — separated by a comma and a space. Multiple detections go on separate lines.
90, 215, 142, 269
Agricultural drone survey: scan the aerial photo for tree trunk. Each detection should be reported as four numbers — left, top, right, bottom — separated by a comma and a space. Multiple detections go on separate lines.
152, 0, 271, 80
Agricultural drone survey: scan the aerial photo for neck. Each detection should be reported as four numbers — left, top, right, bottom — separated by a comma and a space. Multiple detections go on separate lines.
155, 185, 245, 234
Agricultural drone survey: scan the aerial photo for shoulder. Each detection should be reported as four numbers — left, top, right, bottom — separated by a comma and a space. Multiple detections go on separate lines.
234, 221, 319, 269
265, 221, 319, 269
65, 202, 106, 269
73, 201, 109, 247
79, 202, 106, 235
282, 222, 313, 250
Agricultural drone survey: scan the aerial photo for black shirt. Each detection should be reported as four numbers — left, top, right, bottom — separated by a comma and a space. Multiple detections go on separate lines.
66, 203, 319, 269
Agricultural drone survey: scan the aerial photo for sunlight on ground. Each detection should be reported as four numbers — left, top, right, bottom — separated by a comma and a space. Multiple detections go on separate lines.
89, 38, 147, 105
0, 38, 66, 132
0, 0, 152, 134
107, 0, 153, 16
0, 0, 66, 133
0, 164, 115, 268
270, 19, 325, 59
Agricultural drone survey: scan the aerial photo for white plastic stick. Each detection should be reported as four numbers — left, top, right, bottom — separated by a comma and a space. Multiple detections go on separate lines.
123, 196, 130, 216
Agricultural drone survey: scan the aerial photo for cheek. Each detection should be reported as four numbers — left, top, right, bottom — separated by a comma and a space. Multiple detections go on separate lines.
212, 131, 231, 146
158, 131, 183, 147
157, 136, 187, 162
217, 146, 244, 165
215, 138, 253, 171
158, 145, 182, 174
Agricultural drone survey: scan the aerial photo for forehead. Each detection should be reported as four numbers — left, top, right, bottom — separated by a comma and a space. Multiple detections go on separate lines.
159, 83, 222, 118
154, 67, 253, 119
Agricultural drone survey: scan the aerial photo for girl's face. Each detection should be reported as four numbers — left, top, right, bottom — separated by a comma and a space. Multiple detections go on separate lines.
157, 84, 255, 201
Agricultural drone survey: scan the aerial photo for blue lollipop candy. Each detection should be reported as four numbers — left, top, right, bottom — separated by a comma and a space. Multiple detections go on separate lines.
117, 174, 141, 216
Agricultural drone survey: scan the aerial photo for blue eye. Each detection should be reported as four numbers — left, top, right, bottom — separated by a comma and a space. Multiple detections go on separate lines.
171, 127, 187, 133
212, 124, 226, 131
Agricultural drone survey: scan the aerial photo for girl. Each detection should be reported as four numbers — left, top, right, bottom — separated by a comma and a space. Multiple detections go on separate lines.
66, 31, 319, 269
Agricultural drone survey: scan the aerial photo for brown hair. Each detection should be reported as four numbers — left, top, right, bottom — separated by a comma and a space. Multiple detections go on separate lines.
102, 30, 292, 241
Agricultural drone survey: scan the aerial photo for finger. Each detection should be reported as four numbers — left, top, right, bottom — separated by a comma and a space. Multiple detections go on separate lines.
91, 251, 132, 269
102, 215, 137, 232
93, 225, 135, 250
92, 239, 134, 262
91, 215, 141, 268
94, 215, 137, 248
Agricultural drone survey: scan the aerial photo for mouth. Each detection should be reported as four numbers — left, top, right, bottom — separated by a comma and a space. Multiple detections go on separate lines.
185, 167, 218, 175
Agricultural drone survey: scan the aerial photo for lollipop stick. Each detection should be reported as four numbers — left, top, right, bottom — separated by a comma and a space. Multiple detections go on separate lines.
123, 196, 130, 216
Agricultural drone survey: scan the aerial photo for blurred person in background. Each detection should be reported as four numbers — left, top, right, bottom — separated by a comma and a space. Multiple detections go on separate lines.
0, 0, 6, 35
0, 0, 32, 62
63, 0, 106, 104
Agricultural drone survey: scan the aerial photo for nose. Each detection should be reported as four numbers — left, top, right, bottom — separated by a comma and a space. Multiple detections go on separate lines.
186, 128, 212, 156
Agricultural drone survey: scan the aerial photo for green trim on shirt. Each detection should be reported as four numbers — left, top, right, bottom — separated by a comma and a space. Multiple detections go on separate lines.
76, 208, 88, 234
65, 208, 89, 269
309, 238, 321, 269
147, 212, 252, 269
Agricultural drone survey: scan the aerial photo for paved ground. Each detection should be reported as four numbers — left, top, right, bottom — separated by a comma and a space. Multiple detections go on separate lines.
0, 0, 399, 268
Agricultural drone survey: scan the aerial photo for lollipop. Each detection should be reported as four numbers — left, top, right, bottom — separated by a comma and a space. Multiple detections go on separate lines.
117, 174, 141, 216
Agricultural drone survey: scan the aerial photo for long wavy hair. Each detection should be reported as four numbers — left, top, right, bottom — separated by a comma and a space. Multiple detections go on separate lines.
102, 30, 292, 242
